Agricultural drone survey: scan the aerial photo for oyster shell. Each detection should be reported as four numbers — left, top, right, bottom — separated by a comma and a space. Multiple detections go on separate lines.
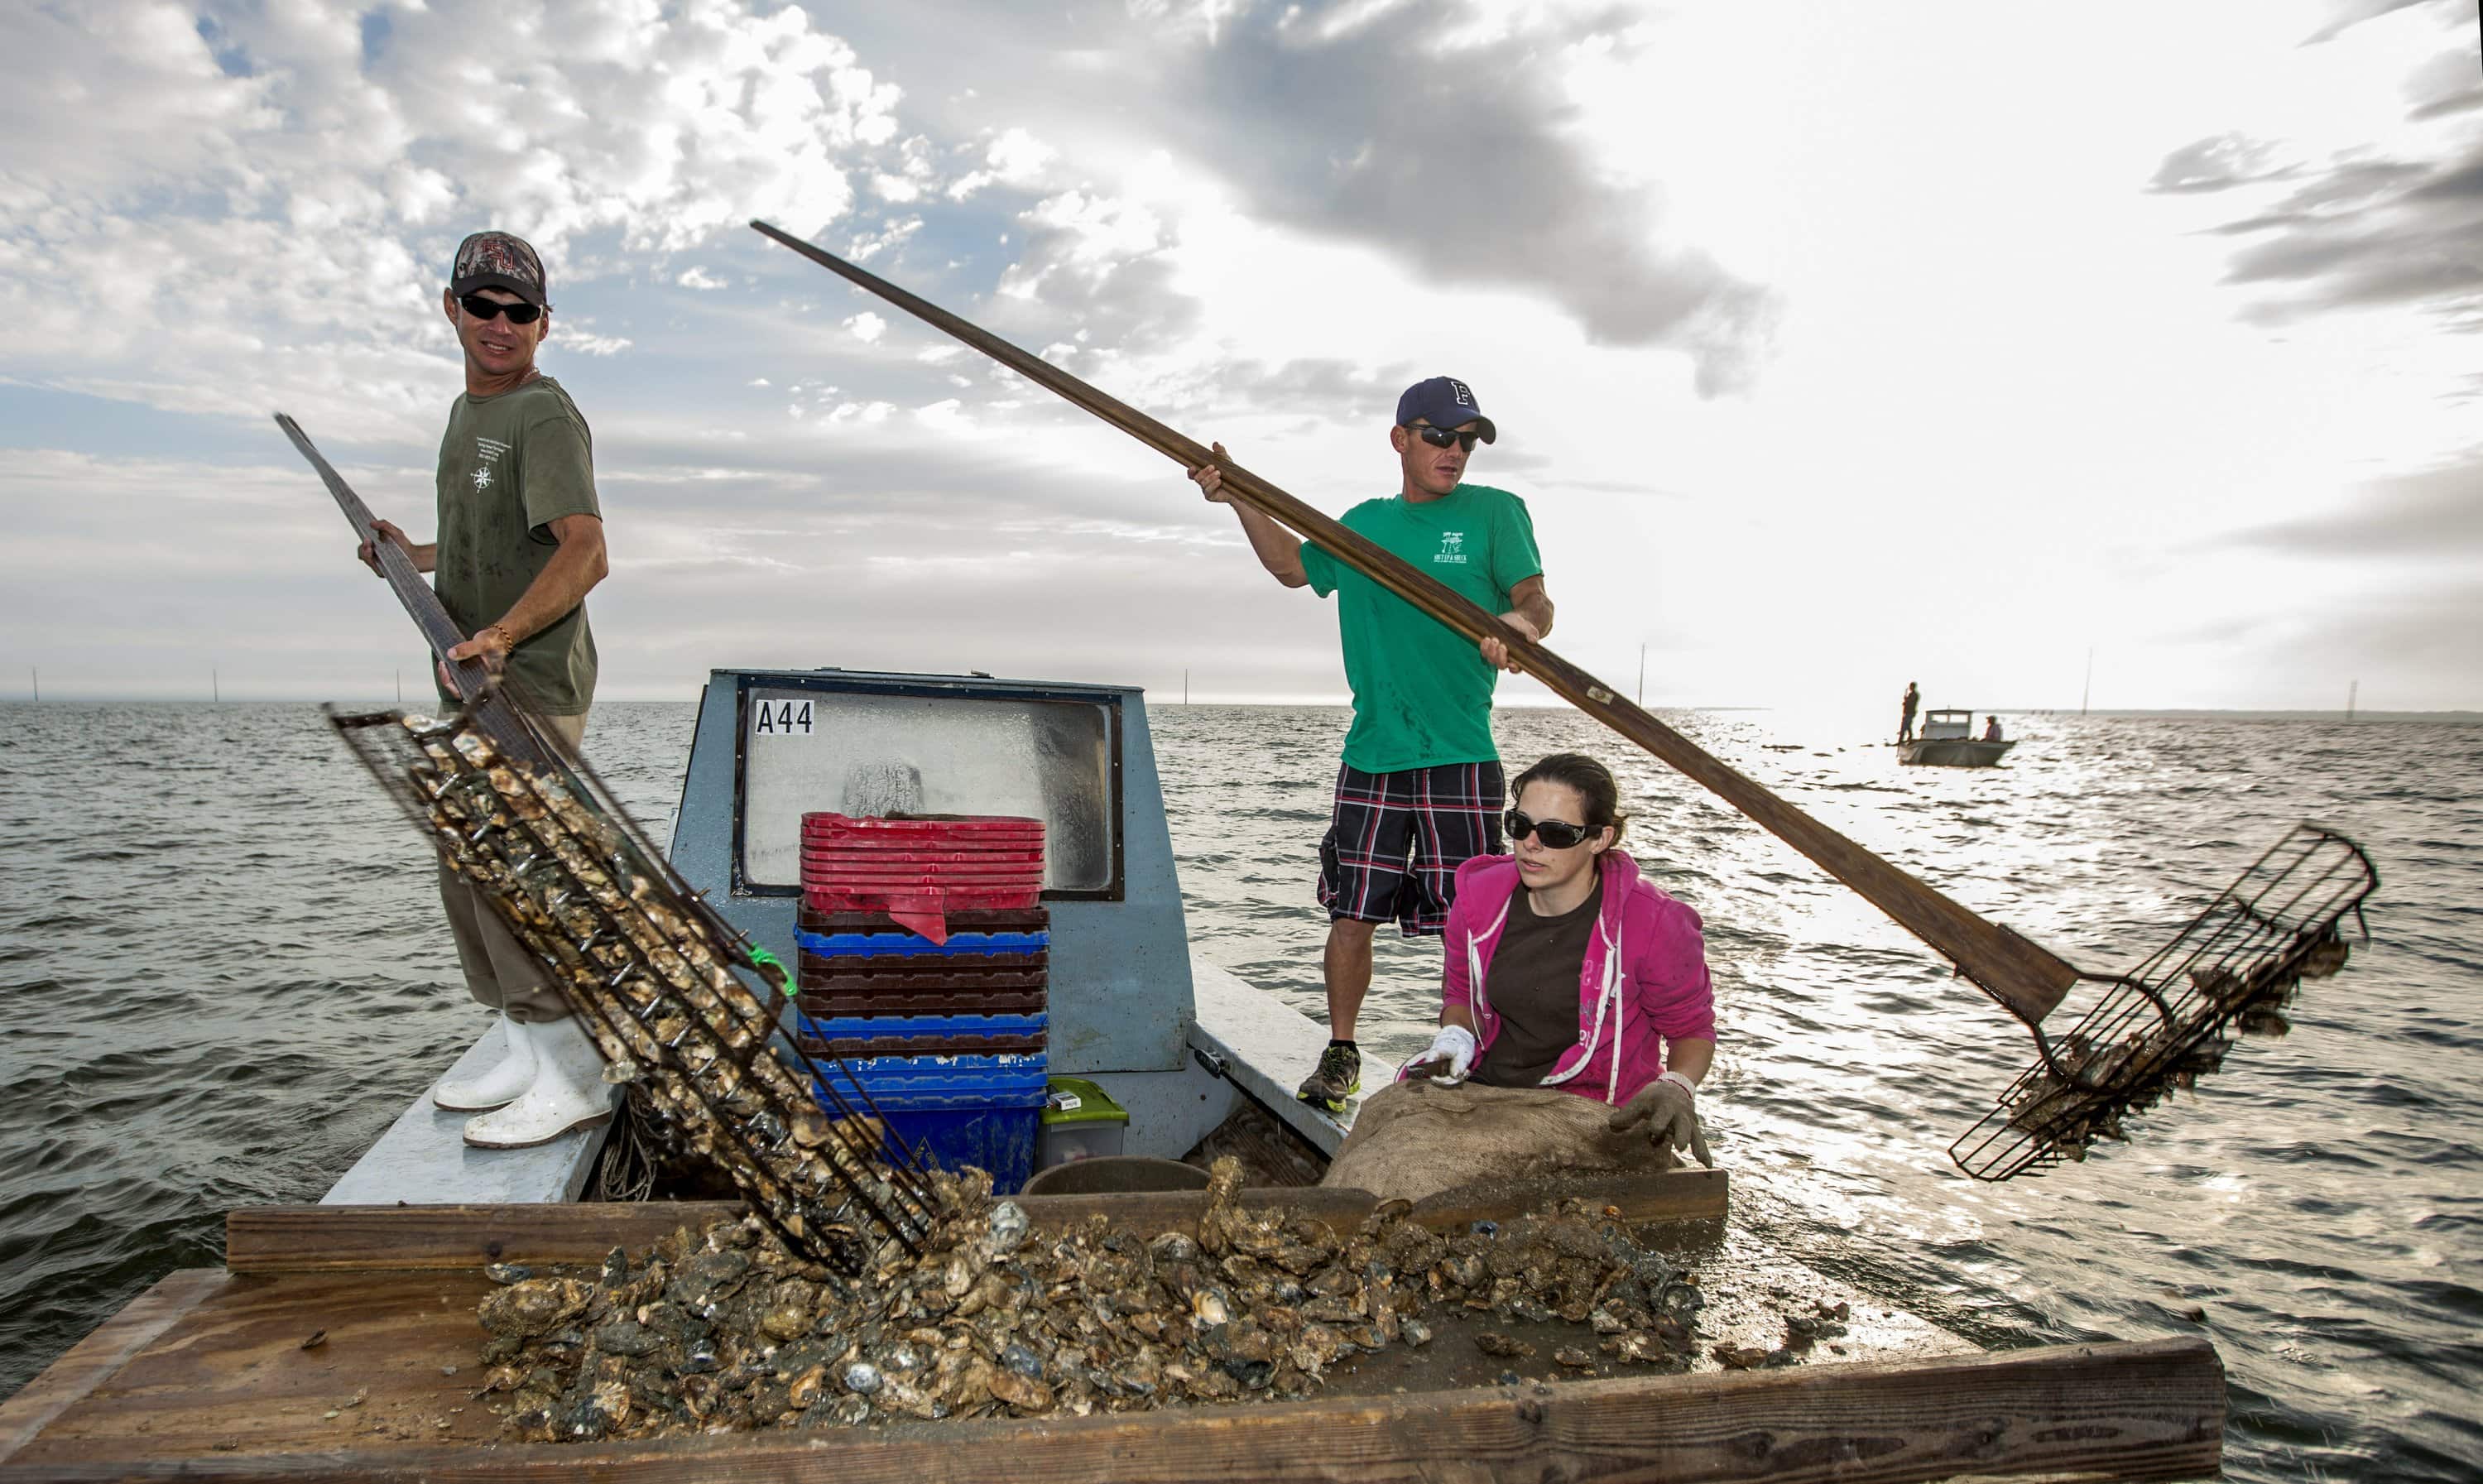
478, 1155, 1735, 1443
479, 1279, 593, 1338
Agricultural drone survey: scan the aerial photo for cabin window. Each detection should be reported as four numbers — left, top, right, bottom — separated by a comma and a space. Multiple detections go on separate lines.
736, 684, 1121, 897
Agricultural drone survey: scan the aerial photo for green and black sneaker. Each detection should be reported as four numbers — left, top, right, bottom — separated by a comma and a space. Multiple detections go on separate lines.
1296, 1041, 1362, 1115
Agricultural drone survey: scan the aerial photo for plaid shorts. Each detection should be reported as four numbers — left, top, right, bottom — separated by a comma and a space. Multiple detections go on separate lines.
1318, 760, 1506, 936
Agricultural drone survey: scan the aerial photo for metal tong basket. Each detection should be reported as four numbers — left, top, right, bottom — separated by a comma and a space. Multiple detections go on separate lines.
1951, 824, 2379, 1180
330, 703, 941, 1271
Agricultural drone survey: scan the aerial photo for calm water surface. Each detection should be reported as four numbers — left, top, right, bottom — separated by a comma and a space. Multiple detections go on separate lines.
1, 699, 2476, 1481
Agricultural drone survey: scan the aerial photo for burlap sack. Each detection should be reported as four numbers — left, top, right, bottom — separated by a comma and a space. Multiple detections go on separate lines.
1320, 1078, 1672, 1205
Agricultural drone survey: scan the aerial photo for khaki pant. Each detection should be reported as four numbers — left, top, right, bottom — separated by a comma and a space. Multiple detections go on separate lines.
438, 710, 589, 1025
1322, 1078, 1671, 1206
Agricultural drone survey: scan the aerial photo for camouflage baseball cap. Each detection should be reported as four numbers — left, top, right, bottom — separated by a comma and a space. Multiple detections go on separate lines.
450, 230, 549, 308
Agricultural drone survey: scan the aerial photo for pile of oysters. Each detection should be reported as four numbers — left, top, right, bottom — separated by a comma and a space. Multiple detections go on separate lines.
2003, 931, 2353, 1162
475, 1157, 1707, 1439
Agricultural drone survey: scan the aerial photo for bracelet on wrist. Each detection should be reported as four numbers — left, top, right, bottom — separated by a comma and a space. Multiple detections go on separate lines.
1657, 1070, 1698, 1096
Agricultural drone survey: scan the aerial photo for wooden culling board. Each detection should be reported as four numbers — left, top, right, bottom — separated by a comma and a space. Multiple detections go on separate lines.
0, 1174, 2224, 1483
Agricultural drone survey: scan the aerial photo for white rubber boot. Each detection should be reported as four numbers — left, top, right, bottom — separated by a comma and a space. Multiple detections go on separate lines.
462, 1015, 616, 1149
432, 1014, 538, 1112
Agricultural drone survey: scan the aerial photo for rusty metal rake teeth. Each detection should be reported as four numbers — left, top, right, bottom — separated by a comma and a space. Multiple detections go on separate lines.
1950, 824, 2377, 1181
329, 704, 943, 1270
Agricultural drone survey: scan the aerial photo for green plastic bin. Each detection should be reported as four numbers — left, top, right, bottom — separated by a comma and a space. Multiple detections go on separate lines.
1038, 1075, 1128, 1169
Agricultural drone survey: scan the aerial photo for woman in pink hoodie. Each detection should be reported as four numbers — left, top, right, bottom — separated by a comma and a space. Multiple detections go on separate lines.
1323, 753, 1718, 1201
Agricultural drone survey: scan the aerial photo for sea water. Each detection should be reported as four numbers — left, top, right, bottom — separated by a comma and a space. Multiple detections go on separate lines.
0, 700, 2475, 1481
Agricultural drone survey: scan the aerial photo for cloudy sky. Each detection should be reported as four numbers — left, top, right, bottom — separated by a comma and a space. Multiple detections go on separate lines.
2, 0, 2476, 713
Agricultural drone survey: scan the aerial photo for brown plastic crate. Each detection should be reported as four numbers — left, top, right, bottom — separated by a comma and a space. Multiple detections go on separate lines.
797, 953, 1047, 991
798, 987, 1049, 1017
795, 905, 1050, 935
795, 1031, 1047, 1059
793, 905, 1049, 1014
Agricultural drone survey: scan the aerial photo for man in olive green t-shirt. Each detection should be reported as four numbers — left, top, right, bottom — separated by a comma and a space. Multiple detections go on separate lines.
1191, 377, 1554, 1114
355, 229, 613, 1151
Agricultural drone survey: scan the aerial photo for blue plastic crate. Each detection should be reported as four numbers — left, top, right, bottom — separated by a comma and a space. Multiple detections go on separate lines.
796, 1011, 1047, 1042
795, 927, 1049, 958
876, 1102, 1040, 1194
810, 1052, 1049, 1109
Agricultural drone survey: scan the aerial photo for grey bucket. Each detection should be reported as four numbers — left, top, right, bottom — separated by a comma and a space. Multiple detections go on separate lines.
1020, 1155, 1212, 1197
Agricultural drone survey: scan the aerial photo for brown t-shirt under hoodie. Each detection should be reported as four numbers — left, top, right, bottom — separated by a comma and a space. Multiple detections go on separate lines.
1470, 879, 1602, 1088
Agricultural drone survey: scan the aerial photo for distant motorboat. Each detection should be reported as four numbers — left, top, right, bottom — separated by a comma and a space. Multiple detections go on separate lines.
1900, 708, 2015, 767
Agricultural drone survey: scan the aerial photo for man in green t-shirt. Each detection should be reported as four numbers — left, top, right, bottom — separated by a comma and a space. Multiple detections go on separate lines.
355, 230, 613, 1150
1192, 376, 1554, 1114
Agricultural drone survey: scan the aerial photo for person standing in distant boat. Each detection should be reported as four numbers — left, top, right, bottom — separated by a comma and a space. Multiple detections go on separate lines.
354, 230, 613, 1151
1190, 377, 1554, 1116
1899, 681, 1920, 743
1983, 715, 2004, 742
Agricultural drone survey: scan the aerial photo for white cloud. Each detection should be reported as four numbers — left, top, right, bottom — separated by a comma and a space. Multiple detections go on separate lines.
0, 0, 907, 435
0, 437, 1325, 702
844, 214, 923, 264
559, 330, 636, 357
1, 0, 2477, 713
947, 126, 1059, 199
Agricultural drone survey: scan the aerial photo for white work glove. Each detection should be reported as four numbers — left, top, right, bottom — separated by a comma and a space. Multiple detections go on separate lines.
1608, 1072, 1712, 1171
1405, 1024, 1478, 1084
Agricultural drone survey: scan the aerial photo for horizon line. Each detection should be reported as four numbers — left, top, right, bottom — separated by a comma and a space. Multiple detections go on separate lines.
2, 696, 2476, 720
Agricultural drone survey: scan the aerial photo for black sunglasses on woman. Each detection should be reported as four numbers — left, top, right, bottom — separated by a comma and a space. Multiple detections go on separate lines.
1505, 809, 1594, 849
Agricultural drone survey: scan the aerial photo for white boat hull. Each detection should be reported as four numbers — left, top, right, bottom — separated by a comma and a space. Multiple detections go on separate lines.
1899, 738, 2014, 767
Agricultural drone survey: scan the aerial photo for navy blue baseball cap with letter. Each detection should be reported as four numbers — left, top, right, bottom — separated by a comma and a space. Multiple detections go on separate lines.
1395, 376, 1497, 444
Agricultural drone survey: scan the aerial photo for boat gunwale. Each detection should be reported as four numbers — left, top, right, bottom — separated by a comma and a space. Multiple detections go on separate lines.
227, 1173, 1730, 1274
0, 1324, 2224, 1483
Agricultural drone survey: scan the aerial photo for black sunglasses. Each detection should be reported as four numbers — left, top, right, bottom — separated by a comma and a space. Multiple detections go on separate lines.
459, 294, 544, 324
1411, 425, 1481, 454
1505, 809, 1595, 849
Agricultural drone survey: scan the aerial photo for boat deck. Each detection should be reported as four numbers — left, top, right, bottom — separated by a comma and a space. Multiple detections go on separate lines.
0, 1179, 2223, 1483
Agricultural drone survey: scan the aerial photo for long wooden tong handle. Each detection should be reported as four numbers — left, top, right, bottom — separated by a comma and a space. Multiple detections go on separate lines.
276, 413, 551, 771
749, 221, 2079, 1025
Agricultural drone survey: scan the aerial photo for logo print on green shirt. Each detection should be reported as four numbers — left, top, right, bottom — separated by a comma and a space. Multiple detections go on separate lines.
471, 435, 510, 493
1434, 530, 1468, 564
